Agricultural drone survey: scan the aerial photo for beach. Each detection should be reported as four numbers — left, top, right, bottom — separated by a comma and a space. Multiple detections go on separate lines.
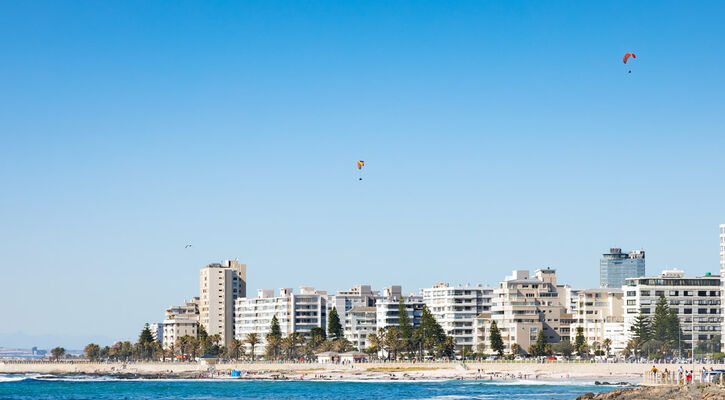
0, 361, 668, 382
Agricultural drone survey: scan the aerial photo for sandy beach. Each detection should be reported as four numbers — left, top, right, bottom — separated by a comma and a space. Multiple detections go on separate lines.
0, 361, 676, 382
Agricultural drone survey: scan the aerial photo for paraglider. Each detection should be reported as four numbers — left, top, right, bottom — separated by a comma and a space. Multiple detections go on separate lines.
356, 160, 365, 180
623, 53, 636, 73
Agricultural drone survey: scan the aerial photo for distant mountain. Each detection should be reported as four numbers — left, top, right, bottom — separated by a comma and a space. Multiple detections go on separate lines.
0, 331, 115, 351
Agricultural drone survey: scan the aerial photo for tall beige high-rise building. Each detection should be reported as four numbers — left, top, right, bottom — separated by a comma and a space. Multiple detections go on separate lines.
199, 259, 246, 346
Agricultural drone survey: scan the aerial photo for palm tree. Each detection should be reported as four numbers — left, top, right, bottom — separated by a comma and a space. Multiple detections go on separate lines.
384, 327, 403, 360
602, 338, 612, 357
265, 336, 282, 360
281, 333, 304, 360
227, 339, 243, 361
367, 331, 383, 359
245, 333, 261, 361
510, 343, 521, 355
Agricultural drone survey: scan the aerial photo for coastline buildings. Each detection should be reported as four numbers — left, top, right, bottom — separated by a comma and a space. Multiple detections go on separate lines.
624, 269, 721, 349
344, 307, 377, 351
569, 288, 626, 354
234, 287, 327, 356
199, 260, 246, 346
327, 285, 378, 323
421, 283, 493, 352
148, 323, 163, 346
162, 297, 200, 349
600, 248, 645, 288
375, 288, 424, 330
473, 269, 571, 354
721, 224, 725, 350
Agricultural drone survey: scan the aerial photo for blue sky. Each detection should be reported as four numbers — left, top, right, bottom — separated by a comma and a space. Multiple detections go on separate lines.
1, 1, 724, 348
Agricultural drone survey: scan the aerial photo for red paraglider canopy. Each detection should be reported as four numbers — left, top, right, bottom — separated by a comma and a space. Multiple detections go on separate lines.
623, 53, 636, 64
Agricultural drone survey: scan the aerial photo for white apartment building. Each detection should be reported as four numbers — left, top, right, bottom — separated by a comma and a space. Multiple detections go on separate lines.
162, 297, 200, 349
345, 307, 377, 351
327, 285, 378, 323
624, 269, 722, 349
569, 288, 626, 354
473, 269, 572, 355
421, 283, 493, 352
149, 323, 163, 345
375, 289, 424, 330
234, 287, 327, 356
199, 259, 246, 346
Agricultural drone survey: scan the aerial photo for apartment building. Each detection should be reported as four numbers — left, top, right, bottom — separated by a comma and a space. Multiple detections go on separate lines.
624, 269, 722, 348
148, 323, 163, 346
375, 287, 424, 330
327, 284, 379, 323
199, 259, 246, 346
473, 269, 571, 355
345, 307, 377, 351
600, 248, 645, 288
234, 287, 327, 356
421, 283, 493, 352
569, 288, 626, 354
162, 297, 200, 349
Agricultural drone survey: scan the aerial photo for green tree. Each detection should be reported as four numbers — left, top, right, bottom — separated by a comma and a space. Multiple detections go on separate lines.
629, 308, 651, 357
281, 333, 304, 360
417, 305, 446, 356
489, 320, 504, 356
439, 336, 456, 359
384, 326, 403, 360
552, 340, 574, 357
268, 315, 282, 339
310, 327, 327, 342
227, 339, 243, 360
397, 298, 413, 350
265, 335, 282, 359
245, 333, 261, 361
366, 331, 383, 358
328, 307, 343, 339
651, 295, 670, 342
51, 347, 66, 361
574, 326, 586, 356
602, 338, 612, 357
198, 324, 209, 342
137, 324, 155, 360
510, 342, 521, 356
84, 343, 101, 361
531, 330, 547, 356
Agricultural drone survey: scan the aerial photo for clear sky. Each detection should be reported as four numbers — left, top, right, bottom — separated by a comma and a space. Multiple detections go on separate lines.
1, 1, 724, 349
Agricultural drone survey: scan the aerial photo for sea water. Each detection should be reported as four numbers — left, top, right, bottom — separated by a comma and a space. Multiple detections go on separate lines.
0, 374, 621, 400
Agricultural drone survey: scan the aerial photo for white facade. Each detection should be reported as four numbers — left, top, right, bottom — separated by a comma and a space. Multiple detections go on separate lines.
569, 288, 625, 354
234, 287, 327, 356
344, 307, 377, 351
375, 293, 423, 330
624, 269, 721, 350
199, 259, 246, 346
162, 297, 200, 349
421, 283, 493, 351
149, 323, 163, 345
327, 285, 378, 324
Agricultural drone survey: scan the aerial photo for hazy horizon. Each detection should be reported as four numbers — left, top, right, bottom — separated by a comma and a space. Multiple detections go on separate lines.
2, 1, 724, 348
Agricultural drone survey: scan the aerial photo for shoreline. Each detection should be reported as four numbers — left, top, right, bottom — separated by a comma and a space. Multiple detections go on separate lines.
0, 361, 652, 383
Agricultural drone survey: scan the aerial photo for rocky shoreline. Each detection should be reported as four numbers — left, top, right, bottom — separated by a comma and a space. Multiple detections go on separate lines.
576, 384, 725, 400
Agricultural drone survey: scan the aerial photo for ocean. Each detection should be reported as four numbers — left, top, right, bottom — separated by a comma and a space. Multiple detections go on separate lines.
0, 375, 620, 400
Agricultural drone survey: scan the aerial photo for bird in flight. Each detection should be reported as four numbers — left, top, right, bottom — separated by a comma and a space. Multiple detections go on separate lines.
185, 244, 192, 248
